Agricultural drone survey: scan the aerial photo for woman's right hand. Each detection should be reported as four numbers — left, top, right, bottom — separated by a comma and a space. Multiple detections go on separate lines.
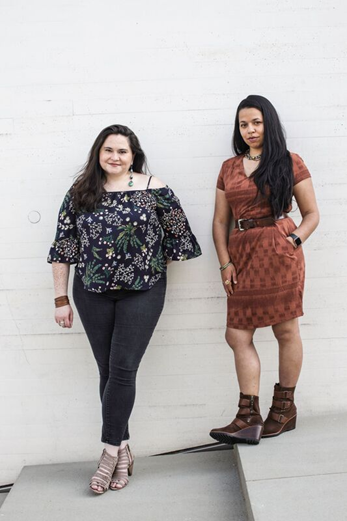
55, 304, 74, 329
221, 263, 237, 297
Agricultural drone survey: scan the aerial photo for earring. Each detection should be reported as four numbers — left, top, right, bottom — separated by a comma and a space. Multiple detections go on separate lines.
128, 164, 134, 187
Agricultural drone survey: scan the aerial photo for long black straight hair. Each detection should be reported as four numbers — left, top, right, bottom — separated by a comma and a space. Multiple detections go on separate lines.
72, 124, 148, 212
233, 95, 293, 218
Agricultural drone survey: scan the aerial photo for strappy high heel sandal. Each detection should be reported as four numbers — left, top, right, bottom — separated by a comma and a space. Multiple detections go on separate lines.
89, 449, 118, 494
110, 444, 134, 491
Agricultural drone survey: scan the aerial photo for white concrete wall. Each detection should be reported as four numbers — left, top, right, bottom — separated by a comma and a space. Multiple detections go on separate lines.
1, 0, 346, 484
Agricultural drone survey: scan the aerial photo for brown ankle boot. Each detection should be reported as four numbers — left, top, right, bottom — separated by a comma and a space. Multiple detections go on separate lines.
209, 393, 264, 445
262, 383, 297, 438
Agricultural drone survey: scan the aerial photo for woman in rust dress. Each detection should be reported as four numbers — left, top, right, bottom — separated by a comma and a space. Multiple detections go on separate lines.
210, 95, 319, 445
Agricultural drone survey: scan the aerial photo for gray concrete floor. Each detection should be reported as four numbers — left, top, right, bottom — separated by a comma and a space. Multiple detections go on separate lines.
236, 413, 347, 521
3, 414, 346, 520
0, 449, 247, 521
0, 493, 8, 508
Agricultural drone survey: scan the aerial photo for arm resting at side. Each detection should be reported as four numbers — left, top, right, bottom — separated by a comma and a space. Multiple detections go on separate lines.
213, 188, 237, 296
52, 262, 74, 328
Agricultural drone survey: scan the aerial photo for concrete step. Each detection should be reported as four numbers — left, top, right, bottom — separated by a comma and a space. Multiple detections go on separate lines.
0, 449, 247, 521
235, 413, 347, 521
0, 493, 8, 509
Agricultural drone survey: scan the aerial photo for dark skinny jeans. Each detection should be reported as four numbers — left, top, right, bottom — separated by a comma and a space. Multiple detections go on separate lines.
73, 272, 166, 446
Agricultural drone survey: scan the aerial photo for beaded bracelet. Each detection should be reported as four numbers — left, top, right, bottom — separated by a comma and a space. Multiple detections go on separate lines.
219, 261, 233, 272
54, 296, 70, 308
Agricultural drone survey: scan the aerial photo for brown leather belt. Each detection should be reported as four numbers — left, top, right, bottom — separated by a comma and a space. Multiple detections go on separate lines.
235, 216, 276, 231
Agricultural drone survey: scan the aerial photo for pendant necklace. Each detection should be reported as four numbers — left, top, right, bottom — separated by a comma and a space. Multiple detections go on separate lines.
128, 164, 134, 187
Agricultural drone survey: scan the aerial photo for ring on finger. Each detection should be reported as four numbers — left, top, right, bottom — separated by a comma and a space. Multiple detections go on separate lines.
224, 279, 231, 285
59, 320, 65, 327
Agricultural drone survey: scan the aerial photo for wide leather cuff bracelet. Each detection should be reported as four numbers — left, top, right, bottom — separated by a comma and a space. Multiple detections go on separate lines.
54, 296, 70, 308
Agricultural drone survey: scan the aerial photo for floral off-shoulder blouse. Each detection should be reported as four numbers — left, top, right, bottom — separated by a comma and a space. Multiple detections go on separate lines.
47, 185, 202, 292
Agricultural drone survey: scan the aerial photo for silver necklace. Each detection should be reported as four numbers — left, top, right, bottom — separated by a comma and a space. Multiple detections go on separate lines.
245, 150, 262, 161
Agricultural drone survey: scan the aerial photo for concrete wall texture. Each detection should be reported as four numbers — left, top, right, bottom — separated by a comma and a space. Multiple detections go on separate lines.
1, 0, 346, 484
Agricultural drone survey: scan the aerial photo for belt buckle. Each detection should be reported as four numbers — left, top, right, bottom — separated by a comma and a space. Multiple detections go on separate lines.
238, 219, 246, 231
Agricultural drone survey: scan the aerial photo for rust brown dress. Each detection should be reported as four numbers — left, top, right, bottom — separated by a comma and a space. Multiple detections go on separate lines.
217, 153, 311, 330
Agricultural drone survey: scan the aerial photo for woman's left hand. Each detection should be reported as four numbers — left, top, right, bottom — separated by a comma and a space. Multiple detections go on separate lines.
286, 236, 296, 249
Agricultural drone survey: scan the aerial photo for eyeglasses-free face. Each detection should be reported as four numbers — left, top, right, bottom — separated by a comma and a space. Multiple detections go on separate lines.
99, 134, 134, 177
238, 107, 264, 152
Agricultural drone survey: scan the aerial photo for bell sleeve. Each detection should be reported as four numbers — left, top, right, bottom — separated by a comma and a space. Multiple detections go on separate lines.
47, 190, 80, 264
154, 187, 202, 261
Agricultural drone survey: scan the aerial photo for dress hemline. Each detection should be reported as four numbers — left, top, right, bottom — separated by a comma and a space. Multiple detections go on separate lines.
226, 310, 304, 330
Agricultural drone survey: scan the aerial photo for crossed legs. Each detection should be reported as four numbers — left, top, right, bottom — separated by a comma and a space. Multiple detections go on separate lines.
73, 273, 166, 492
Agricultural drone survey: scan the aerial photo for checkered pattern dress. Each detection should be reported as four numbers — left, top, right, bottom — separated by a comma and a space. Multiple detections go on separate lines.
217, 153, 311, 329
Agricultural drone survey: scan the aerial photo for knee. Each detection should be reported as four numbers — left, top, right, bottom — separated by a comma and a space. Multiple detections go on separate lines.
97, 361, 109, 380
225, 331, 244, 352
273, 324, 300, 344
109, 365, 137, 387
225, 330, 234, 349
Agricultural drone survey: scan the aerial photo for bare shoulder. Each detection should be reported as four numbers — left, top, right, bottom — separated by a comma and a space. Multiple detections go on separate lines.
148, 176, 167, 189
131, 173, 165, 189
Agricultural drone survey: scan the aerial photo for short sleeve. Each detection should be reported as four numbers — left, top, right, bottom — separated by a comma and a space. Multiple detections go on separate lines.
291, 153, 311, 186
216, 163, 225, 191
47, 191, 80, 264
154, 187, 202, 261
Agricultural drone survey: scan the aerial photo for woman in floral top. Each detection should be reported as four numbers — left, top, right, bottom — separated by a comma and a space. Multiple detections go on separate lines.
48, 124, 201, 494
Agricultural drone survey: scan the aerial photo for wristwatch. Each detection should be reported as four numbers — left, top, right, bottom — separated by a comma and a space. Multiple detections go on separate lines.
289, 233, 302, 248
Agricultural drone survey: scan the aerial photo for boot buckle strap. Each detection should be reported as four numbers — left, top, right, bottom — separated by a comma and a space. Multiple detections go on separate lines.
238, 398, 251, 407
274, 390, 293, 400
270, 412, 286, 424
273, 399, 291, 410
234, 417, 250, 429
238, 407, 251, 415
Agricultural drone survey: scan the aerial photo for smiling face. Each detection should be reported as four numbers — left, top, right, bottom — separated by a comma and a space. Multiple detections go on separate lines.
99, 134, 134, 177
238, 107, 264, 152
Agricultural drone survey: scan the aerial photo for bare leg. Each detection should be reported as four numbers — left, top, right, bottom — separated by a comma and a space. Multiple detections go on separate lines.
209, 327, 263, 445
104, 443, 119, 457
262, 318, 302, 438
225, 327, 259, 394
272, 318, 303, 387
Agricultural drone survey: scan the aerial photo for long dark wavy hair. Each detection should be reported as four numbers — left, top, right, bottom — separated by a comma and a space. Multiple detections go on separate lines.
233, 95, 294, 218
71, 124, 148, 212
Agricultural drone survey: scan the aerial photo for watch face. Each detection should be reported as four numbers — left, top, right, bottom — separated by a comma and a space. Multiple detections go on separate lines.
290, 234, 301, 246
